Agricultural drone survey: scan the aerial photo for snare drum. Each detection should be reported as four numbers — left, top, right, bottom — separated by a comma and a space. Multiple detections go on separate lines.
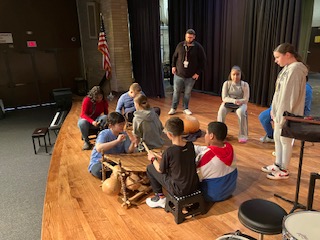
216, 230, 256, 240
283, 211, 320, 240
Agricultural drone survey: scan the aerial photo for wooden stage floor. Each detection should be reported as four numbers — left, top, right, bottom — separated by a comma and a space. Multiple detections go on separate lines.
42, 91, 320, 240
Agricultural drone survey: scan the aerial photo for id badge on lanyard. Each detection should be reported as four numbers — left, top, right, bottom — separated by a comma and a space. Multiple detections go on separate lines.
184, 45, 189, 68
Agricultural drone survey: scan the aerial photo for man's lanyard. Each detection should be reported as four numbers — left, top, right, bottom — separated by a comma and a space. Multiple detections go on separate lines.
184, 45, 190, 61
184, 42, 194, 61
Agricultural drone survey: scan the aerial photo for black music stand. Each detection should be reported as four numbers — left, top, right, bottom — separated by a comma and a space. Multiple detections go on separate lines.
274, 113, 320, 213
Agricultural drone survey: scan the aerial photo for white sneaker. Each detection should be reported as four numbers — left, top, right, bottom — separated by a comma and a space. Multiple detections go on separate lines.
146, 195, 166, 208
261, 164, 280, 173
168, 108, 176, 115
272, 151, 276, 156
267, 169, 289, 180
260, 135, 274, 143
183, 109, 192, 115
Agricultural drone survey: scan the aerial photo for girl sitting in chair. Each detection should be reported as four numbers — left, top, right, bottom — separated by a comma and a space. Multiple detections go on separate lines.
217, 66, 250, 143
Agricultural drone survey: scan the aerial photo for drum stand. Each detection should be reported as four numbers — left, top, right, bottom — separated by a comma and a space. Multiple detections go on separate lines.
274, 140, 306, 213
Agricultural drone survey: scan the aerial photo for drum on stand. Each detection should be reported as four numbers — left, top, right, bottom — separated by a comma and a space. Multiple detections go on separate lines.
216, 230, 256, 240
283, 211, 320, 240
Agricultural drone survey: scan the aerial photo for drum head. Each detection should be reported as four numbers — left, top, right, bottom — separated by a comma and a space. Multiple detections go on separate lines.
283, 211, 320, 240
216, 231, 256, 240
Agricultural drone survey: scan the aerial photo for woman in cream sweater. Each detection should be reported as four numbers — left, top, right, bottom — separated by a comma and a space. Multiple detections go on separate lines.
261, 43, 308, 180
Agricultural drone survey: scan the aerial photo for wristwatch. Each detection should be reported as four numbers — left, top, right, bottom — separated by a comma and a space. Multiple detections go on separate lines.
151, 156, 157, 163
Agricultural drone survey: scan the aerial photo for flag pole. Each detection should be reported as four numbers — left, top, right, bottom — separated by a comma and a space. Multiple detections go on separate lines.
98, 13, 114, 101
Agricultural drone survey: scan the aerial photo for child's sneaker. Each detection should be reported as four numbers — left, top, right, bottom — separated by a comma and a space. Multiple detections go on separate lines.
260, 135, 274, 143
82, 141, 92, 150
146, 194, 166, 208
267, 169, 289, 180
261, 163, 280, 173
238, 138, 247, 143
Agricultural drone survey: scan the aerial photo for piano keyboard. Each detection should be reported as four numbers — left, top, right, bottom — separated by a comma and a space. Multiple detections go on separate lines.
49, 111, 68, 132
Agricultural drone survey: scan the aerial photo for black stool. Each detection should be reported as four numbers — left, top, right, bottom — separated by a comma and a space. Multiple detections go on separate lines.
238, 199, 287, 240
32, 127, 51, 154
307, 172, 320, 210
165, 190, 206, 224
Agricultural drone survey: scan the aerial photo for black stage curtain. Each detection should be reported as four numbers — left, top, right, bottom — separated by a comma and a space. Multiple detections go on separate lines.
168, 0, 302, 105
127, 0, 165, 98
169, 0, 248, 94
242, 0, 302, 106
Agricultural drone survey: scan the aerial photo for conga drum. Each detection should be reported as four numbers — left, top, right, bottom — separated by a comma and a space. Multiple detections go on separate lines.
282, 211, 320, 240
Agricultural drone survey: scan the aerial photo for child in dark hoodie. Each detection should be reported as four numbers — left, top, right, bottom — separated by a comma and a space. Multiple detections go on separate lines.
194, 121, 237, 202
132, 94, 164, 149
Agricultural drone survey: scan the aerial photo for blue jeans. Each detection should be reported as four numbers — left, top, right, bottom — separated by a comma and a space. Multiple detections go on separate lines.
258, 108, 273, 137
90, 162, 112, 180
77, 115, 107, 142
171, 75, 196, 110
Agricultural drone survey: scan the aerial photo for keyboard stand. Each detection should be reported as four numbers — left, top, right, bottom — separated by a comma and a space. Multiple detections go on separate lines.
274, 113, 320, 213
274, 141, 306, 213
49, 111, 68, 135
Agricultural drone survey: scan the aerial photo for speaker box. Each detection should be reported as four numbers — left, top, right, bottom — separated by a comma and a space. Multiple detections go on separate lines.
52, 88, 72, 111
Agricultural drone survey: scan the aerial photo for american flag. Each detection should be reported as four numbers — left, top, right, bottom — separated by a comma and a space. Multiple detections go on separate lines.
98, 14, 111, 79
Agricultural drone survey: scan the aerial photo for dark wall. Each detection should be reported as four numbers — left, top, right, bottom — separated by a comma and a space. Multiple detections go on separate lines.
0, 0, 80, 49
307, 27, 320, 72
0, 0, 82, 108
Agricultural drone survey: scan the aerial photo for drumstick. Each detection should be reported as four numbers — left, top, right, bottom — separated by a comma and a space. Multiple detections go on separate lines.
141, 141, 150, 153
142, 141, 162, 159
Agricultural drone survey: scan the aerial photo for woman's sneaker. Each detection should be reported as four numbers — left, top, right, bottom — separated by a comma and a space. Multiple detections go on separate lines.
267, 169, 289, 180
146, 194, 166, 208
260, 135, 274, 143
238, 138, 247, 143
261, 163, 280, 173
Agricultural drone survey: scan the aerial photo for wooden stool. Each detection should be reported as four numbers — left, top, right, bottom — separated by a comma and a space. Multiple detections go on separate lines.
165, 190, 206, 224
32, 127, 51, 154
238, 199, 287, 240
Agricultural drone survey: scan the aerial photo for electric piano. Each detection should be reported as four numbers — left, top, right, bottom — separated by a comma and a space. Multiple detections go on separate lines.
49, 111, 68, 135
